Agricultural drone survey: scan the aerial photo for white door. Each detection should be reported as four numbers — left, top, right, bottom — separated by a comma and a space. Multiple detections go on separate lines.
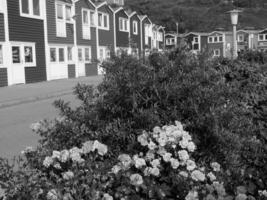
11, 45, 25, 84
77, 48, 85, 77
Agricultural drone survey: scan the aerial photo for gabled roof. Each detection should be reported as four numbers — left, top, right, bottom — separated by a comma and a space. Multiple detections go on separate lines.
125, 10, 136, 17
165, 33, 177, 37
184, 32, 209, 37
237, 29, 261, 34
62, 0, 73, 4
94, 1, 106, 8
138, 15, 152, 24
208, 31, 226, 36
259, 28, 267, 34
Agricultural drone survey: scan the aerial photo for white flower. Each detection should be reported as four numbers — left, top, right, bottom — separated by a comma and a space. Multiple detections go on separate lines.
145, 151, 155, 161
94, 140, 108, 156
69, 147, 82, 155
130, 173, 143, 186
60, 150, 70, 163
170, 158, 180, 169
30, 122, 41, 132
144, 167, 152, 176
179, 171, 189, 178
182, 132, 192, 141
153, 126, 161, 134
111, 165, 121, 174
148, 141, 157, 150
207, 172, 216, 182
137, 132, 148, 146
158, 133, 168, 146
54, 163, 62, 169
133, 155, 146, 169
211, 162, 221, 172
21, 146, 34, 154
103, 193, 113, 200
186, 160, 196, 171
157, 147, 167, 157
259, 190, 267, 197
191, 170, 206, 182
213, 182, 226, 196
47, 189, 58, 200
151, 159, 161, 168
175, 121, 183, 130
43, 156, 53, 168
187, 142, 196, 152
52, 151, 61, 159
235, 194, 247, 200
62, 171, 74, 180
82, 140, 95, 154
118, 154, 132, 169
162, 152, 172, 162
150, 167, 160, 177
70, 150, 84, 163
185, 190, 199, 200
178, 150, 189, 161
179, 139, 189, 149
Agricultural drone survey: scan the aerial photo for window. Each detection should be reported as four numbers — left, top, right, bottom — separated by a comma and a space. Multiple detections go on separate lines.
67, 47, 73, 61
119, 17, 128, 32
192, 37, 199, 50
58, 48, 65, 62
50, 48, 57, 62
0, 0, 4, 12
208, 37, 213, 43
78, 47, 92, 63
20, 0, 41, 18
219, 36, 223, 42
259, 34, 264, 41
214, 49, 220, 57
208, 36, 223, 43
194, 37, 198, 43
12, 43, 36, 66
98, 12, 109, 29
78, 48, 83, 62
82, 9, 91, 39
0, 45, 3, 65
85, 47, 91, 62
214, 37, 218, 42
99, 46, 110, 62
90, 11, 95, 26
133, 21, 138, 35
238, 34, 244, 42
158, 32, 163, 41
56, 2, 73, 37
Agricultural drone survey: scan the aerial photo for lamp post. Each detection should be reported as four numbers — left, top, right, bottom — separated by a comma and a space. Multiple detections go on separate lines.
228, 9, 242, 59
175, 22, 179, 48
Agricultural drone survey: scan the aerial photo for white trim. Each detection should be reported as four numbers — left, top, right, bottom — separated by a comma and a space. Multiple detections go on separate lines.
119, 17, 129, 32
208, 35, 224, 43
0, 43, 3, 67
113, 10, 117, 50
213, 49, 220, 57
237, 34, 244, 42
0, 0, 4, 13
133, 20, 138, 35
19, 0, 44, 20
81, 8, 92, 40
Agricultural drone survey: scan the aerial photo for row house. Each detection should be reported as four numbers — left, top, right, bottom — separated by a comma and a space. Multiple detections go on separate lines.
152, 25, 165, 51
165, 33, 178, 50
0, 0, 165, 87
257, 29, 267, 52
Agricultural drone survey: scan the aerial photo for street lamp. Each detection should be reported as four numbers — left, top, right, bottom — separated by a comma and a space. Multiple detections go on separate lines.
228, 9, 242, 59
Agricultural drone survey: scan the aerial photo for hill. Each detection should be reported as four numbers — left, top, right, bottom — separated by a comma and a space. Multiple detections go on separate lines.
125, 0, 267, 32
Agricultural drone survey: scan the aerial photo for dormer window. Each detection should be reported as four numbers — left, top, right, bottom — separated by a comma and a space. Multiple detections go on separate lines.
119, 17, 129, 32
208, 35, 223, 43
20, 0, 42, 19
98, 12, 109, 30
56, 1, 73, 37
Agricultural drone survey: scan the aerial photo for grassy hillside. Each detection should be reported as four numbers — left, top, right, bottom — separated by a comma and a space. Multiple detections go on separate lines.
125, 0, 267, 32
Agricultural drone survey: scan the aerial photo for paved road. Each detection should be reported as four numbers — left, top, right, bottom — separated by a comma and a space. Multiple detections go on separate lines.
0, 76, 102, 159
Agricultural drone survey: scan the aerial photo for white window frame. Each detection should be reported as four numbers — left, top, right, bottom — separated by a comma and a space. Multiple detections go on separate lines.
67, 46, 74, 62
192, 36, 200, 51
49, 46, 68, 64
20, 0, 43, 19
237, 34, 244, 42
82, 8, 91, 40
0, 43, 3, 66
133, 21, 138, 35
11, 42, 37, 67
99, 46, 110, 62
208, 35, 223, 43
119, 17, 129, 32
0, 0, 4, 13
213, 49, 220, 57
157, 32, 163, 42
98, 12, 109, 30
258, 34, 267, 41
78, 46, 92, 63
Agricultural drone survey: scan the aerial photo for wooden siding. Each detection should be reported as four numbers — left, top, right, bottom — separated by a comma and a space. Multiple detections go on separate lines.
98, 5, 114, 52
47, 0, 74, 44
158, 29, 164, 49
68, 64, 76, 78
0, 68, 8, 87
142, 18, 151, 50
116, 10, 129, 48
0, 14, 5, 41
129, 14, 141, 51
201, 36, 208, 51
85, 63, 97, 76
8, 0, 47, 83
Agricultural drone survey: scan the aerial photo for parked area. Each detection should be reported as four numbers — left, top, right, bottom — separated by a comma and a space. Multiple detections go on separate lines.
0, 0, 165, 87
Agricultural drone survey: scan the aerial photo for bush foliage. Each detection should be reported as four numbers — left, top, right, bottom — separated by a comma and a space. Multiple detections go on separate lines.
0, 50, 266, 199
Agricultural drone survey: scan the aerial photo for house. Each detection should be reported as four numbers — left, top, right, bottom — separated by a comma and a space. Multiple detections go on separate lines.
127, 10, 141, 57
112, 6, 130, 55
95, 0, 114, 74
206, 31, 227, 57
0, 0, 8, 87
139, 15, 153, 56
183, 32, 209, 54
165, 33, 177, 50
152, 25, 165, 51
257, 29, 267, 52
6, 0, 47, 85
236, 30, 260, 52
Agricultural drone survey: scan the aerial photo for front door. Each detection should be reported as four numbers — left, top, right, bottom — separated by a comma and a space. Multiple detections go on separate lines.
11, 45, 25, 84
77, 48, 85, 77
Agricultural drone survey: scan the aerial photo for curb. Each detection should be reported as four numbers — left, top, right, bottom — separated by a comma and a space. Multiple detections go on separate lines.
0, 90, 73, 109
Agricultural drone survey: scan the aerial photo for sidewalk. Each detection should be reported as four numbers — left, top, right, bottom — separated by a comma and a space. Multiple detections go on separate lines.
0, 76, 103, 109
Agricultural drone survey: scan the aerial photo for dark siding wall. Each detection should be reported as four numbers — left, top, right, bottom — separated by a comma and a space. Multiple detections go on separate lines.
85, 63, 97, 76
0, 68, 8, 87
68, 64, 76, 78
98, 5, 114, 52
158, 29, 164, 49
47, 0, 74, 44
129, 14, 141, 51
8, 0, 47, 83
207, 43, 224, 56
0, 14, 5, 41
116, 10, 129, 48
201, 36, 208, 52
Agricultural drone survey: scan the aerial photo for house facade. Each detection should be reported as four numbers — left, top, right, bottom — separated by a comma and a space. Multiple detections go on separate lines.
206, 31, 225, 57
152, 25, 165, 51
113, 7, 130, 55
128, 11, 141, 57
165, 33, 177, 50
257, 29, 267, 52
140, 15, 153, 56
236, 30, 260, 52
